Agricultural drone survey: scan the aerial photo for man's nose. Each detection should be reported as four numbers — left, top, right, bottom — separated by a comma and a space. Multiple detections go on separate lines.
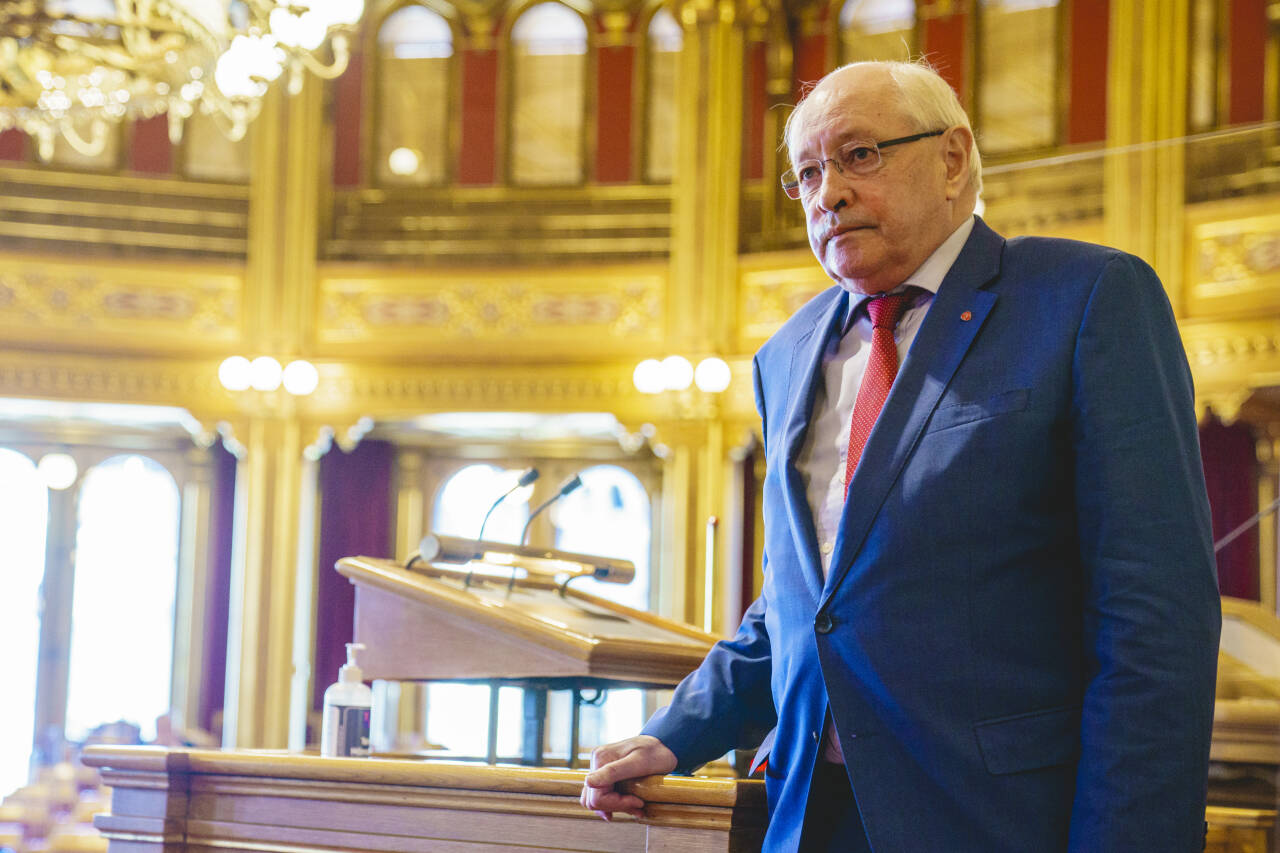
812, 163, 851, 212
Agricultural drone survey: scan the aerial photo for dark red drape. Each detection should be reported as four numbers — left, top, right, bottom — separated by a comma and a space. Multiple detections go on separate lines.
1199, 414, 1260, 600
313, 439, 395, 712
199, 439, 237, 735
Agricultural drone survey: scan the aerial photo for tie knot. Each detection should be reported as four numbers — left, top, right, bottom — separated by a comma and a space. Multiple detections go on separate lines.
865, 289, 915, 330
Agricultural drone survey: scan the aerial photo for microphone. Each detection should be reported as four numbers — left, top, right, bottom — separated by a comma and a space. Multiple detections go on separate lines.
520, 473, 583, 545
477, 467, 539, 541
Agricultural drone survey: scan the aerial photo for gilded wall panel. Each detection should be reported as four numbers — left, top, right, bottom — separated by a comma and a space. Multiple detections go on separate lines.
738, 250, 833, 348
0, 255, 242, 353
316, 264, 666, 359
1186, 197, 1280, 320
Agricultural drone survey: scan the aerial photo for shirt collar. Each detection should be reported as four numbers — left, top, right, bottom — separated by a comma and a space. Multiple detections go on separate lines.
846, 215, 976, 326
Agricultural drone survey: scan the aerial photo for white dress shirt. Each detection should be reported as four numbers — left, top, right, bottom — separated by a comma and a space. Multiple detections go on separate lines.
796, 216, 975, 764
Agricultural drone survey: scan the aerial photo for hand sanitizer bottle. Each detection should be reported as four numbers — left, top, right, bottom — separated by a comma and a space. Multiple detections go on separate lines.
320, 643, 373, 757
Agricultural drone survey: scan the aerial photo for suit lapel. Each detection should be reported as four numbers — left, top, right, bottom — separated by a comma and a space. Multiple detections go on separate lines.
823, 220, 1005, 604
780, 288, 849, 601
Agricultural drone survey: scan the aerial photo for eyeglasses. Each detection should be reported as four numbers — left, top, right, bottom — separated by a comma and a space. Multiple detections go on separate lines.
780, 129, 947, 200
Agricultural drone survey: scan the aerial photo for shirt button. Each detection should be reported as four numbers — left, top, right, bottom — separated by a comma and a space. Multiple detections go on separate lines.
820, 541, 833, 555
812, 731, 820, 743
815, 612, 834, 634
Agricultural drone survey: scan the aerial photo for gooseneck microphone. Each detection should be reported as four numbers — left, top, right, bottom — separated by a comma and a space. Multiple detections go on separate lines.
520, 473, 583, 545
477, 467, 539, 541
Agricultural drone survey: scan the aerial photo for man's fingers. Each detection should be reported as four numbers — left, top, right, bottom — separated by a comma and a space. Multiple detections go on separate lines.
583, 787, 646, 816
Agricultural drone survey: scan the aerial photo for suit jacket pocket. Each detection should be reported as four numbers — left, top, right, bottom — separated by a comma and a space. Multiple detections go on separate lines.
927, 388, 1030, 433
973, 704, 1081, 775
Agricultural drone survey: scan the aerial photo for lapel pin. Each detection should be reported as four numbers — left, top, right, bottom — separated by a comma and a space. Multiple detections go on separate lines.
960, 310, 972, 321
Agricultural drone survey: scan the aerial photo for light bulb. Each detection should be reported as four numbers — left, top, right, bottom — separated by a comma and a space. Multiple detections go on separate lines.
37, 453, 77, 490
694, 357, 732, 393
249, 356, 283, 391
218, 355, 252, 391
282, 360, 319, 396
633, 359, 665, 394
660, 355, 694, 391
388, 147, 420, 176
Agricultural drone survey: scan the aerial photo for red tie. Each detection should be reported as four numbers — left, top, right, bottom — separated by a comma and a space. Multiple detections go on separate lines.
844, 290, 915, 498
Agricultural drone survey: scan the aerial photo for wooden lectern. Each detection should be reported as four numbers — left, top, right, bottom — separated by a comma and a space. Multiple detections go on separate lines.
335, 549, 719, 767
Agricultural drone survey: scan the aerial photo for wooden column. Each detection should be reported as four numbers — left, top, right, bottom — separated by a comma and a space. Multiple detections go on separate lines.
1104, 0, 1191, 311
223, 77, 327, 749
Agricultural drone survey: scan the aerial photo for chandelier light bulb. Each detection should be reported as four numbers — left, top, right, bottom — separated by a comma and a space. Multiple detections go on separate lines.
218, 355, 252, 391
660, 355, 694, 391
249, 356, 283, 391
282, 360, 320, 396
37, 453, 78, 491
694, 357, 732, 393
633, 359, 665, 394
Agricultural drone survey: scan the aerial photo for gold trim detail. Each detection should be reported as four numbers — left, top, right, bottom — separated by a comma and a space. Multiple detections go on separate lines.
0, 254, 242, 352
316, 264, 665, 356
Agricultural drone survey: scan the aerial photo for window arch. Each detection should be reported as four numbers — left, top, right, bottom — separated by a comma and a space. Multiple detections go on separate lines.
0, 449, 47, 796
509, 2, 589, 185
838, 0, 915, 64
64, 454, 181, 743
431, 463, 532, 543
376, 3, 455, 185
976, 0, 1060, 154
551, 464, 651, 611
644, 7, 682, 182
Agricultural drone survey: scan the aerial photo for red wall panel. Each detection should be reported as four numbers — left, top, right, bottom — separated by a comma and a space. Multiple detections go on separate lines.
922, 9, 968, 104
0, 129, 25, 161
595, 45, 635, 183
1067, 0, 1109, 144
743, 41, 767, 179
1228, 0, 1266, 124
130, 114, 173, 174
459, 48, 499, 185
332, 48, 364, 187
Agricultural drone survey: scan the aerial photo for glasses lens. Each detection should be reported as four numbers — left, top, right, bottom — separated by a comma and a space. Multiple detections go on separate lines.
838, 140, 880, 175
780, 170, 802, 199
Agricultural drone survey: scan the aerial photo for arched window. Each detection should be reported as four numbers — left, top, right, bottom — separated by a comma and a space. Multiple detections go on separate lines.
0, 449, 47, 796
432, 463, 532, 543
425, 464, 532, 758
644, 8, 682, 182
376, 4, 454, 185
551, 465, 651, 754
976, 0, 1059, 154
64, 455, 181, 743
552, 465, 651, 611
509, 2, 588, 185
839, 0, 915, 64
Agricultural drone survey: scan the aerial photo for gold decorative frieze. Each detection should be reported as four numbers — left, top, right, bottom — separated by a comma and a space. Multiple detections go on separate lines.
317, 263, 665, 359
1185, 196, 1280, 319
738, 250, 832, 347
0, 254, 242, 353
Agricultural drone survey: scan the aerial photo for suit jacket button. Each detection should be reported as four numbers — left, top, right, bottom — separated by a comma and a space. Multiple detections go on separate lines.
814, 612, 834, 634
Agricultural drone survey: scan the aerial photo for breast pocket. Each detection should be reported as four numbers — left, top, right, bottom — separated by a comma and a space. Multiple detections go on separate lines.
973, 704, 1081, 775
926, 388, 1030, 433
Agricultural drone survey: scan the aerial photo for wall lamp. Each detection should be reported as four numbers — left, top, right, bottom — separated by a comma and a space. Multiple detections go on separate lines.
219, 356, 319, 396
633, 356, 731, 395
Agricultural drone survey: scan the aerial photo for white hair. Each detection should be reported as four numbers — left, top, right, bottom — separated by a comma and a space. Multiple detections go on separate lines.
784, 59, 983, 195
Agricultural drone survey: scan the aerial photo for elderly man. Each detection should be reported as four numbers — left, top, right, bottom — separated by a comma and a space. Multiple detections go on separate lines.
581, 60, 1221, 852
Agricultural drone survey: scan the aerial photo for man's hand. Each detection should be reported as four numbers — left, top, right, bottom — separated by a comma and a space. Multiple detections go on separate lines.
579, 735, 678, 821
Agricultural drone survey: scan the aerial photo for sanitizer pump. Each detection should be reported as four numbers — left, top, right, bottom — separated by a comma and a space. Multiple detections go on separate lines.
320, 642, 372, 757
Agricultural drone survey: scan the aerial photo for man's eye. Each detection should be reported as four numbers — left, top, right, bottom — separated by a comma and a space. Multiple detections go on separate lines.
797, 164, 821, 182
844, 145, 876, 164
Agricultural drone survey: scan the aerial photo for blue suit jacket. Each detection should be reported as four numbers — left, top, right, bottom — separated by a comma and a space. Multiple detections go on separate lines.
643, 219, 1221, 852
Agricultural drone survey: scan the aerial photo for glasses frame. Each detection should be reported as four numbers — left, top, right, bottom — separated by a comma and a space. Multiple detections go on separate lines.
781, 128, 947, 200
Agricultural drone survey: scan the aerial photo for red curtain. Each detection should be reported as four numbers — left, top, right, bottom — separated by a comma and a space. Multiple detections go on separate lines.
312, 440, 395, 712
199, 439, 237, 735
1199, 414, 1260, 600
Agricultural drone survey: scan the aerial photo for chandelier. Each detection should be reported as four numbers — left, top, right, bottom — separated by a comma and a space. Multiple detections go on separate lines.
0, 0, 364, 161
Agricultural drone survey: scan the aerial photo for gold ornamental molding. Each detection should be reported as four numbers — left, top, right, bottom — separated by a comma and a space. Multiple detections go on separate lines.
0, 253, 243, 354
1184, 195, 1280, 320
316, 262, 666, 360
737, 249, 832, 348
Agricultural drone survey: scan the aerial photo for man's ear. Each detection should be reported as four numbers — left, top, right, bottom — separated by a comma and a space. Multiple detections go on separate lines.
942, 126, 974, 200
